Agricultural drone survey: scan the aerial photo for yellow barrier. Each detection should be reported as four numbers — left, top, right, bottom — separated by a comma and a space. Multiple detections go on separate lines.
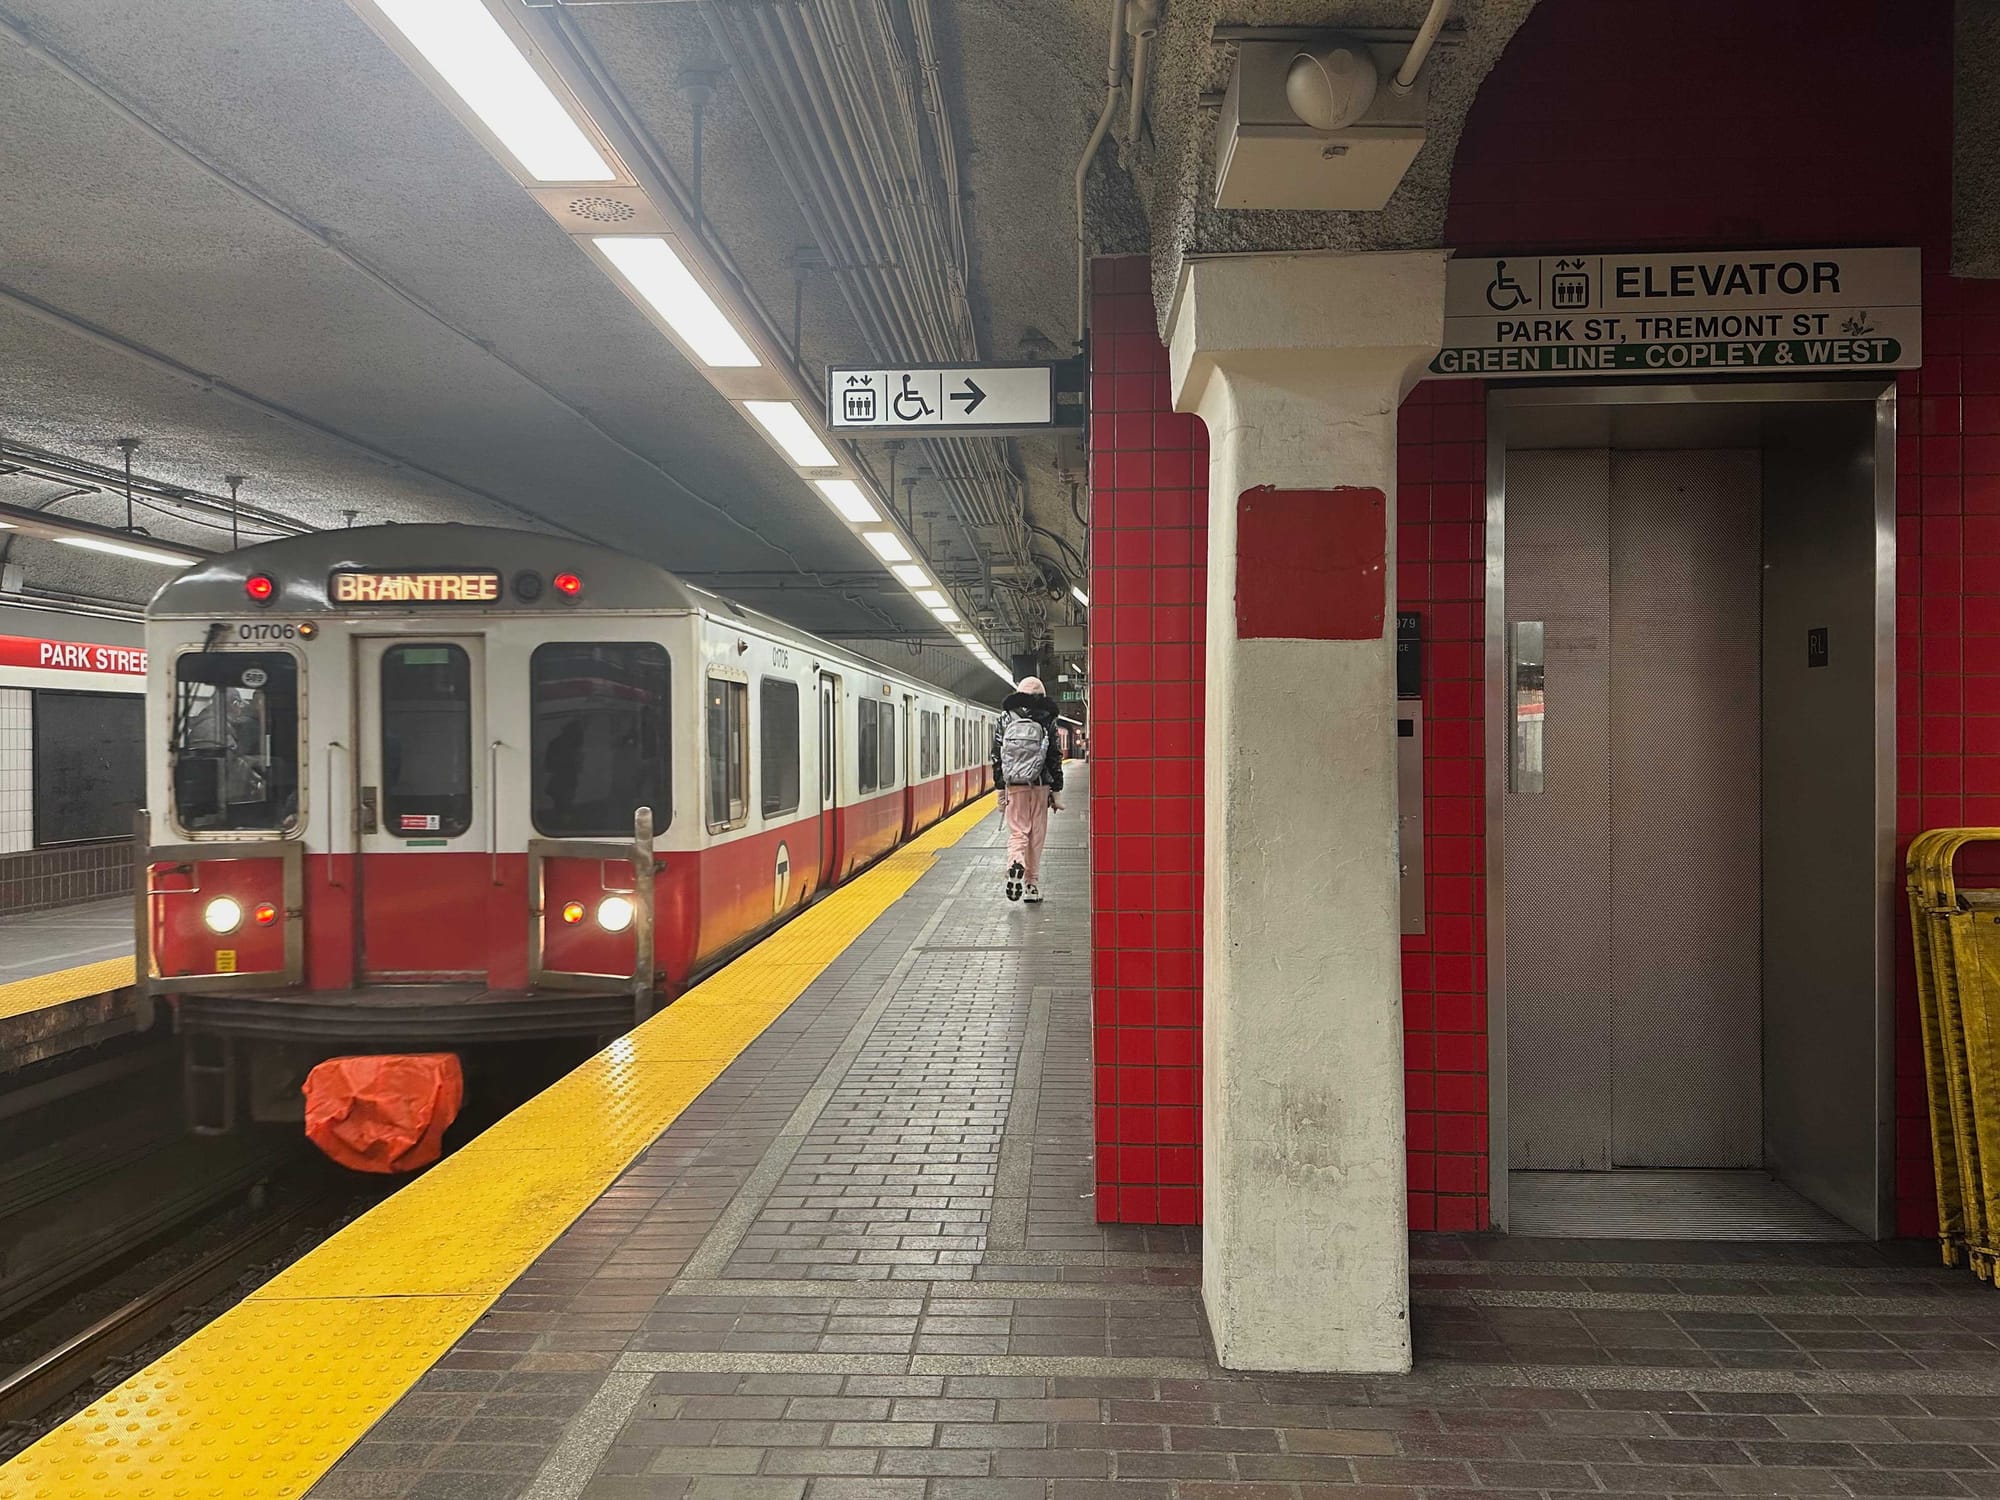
1906, 829, 2000, 1281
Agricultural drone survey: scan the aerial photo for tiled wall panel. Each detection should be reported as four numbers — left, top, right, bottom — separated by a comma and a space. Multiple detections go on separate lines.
1089, 254, 1205, 1224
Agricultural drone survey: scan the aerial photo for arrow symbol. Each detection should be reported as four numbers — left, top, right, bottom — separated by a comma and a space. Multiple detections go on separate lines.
951, 378, 986, 416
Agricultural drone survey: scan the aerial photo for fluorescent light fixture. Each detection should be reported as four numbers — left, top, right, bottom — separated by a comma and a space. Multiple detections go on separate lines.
743, 401, 837, 469
592, 237, 760, 368
1071, 585, 1089, 606
371, 0, 615, 182
890, 563, 930, 587
814, 479, 879, 524
58, 535, 192, 567
863, 531, 911, 563
933, 606, 961, 623
955, 632, 978, 645
915, 589, 948, 609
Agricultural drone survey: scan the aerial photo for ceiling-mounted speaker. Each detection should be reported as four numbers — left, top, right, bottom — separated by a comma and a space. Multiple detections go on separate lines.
528, 187, 671, 236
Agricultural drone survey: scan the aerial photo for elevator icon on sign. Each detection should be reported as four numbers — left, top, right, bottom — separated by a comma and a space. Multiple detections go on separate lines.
1550, 259, 1592, 309
842, 376, 879, 423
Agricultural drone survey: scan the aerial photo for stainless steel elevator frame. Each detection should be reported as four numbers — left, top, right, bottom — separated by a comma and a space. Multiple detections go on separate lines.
1482, 380, 1899, 1234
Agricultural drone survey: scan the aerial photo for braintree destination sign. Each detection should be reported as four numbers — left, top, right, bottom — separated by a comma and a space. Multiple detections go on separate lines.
1431, 247, 1920, 379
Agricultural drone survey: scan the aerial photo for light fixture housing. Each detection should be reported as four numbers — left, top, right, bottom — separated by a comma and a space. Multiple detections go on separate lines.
890, 563, 930, 587
863, 532, 912, 563
814, 480, 880, 524
743, 401, 838, 469
592, 236, 760, 368
366, 0, 617, 182
915, 589, 948, 608
58, 535, 192, 567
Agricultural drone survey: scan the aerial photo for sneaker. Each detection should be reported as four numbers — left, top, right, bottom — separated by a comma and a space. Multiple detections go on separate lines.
1005, 861, 1025, 902
1024, 883, 1043, 903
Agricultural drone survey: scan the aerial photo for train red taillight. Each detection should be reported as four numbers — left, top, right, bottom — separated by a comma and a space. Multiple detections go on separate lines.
244, 573, 275, 603
253, 901, 279, 927
561, 901, 586, 925
553, 571, 583, 600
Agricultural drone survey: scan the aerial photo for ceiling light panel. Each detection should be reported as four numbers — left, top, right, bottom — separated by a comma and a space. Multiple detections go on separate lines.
367, 0, 616, 182
743, 401, 838, 469
863, 532, 912, 564
814, 480, 880, 524
591, 237, 760, 368
890, 563, 930, 587
58, 535, 193, 567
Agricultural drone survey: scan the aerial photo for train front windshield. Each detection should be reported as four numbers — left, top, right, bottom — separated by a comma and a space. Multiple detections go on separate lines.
170, 650, 302, 832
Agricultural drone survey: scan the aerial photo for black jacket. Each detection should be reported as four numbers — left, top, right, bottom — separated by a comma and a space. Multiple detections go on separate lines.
991, 692, 1065, 792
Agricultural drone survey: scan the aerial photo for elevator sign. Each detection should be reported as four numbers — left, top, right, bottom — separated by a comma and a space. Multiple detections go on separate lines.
1432, 247, 1920, 379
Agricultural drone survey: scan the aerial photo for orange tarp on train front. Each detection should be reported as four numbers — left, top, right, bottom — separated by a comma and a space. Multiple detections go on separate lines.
303, 1053, 464, 1173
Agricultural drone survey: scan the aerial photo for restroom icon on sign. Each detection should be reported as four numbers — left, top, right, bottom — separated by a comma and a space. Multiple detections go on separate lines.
1550, 259, 1591, 309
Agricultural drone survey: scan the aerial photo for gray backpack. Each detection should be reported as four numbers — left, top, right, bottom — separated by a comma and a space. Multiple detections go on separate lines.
998, 713, 1049, 785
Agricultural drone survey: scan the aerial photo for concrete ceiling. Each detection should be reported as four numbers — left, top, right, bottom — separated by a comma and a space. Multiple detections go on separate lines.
10, 0, 1984, 703
0, 0, 1091, 698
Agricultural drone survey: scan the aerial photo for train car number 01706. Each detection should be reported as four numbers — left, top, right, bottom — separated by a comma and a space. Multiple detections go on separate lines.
236, 622, 300, 641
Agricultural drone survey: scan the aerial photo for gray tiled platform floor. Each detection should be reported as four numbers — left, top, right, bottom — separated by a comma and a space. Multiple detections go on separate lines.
0, 896, 130, 982
314, 768, 2000, 1500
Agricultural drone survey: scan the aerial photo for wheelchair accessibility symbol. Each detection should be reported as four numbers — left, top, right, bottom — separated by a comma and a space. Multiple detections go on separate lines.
1485, 259, 1533, 312
892, 375, 935, 422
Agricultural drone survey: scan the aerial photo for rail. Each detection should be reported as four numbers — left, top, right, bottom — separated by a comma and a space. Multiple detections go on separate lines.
526, 805, 658, 1024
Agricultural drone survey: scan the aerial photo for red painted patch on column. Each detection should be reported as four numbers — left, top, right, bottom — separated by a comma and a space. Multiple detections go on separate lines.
1235, 486, 1387, 640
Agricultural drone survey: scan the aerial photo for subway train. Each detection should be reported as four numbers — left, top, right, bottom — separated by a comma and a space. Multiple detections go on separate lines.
139, 524, 996, 1140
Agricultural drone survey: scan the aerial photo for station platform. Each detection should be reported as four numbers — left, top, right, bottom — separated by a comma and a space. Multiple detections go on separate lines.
8, 771, 2000, 1500
0, 897, 141, 1069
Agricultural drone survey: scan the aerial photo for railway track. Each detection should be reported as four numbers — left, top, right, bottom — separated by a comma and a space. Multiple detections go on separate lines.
0, 1191, 345, 1428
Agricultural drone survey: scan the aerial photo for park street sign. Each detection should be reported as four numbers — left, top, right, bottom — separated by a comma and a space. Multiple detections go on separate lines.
828, 362, 1080, 435
1431, 247, 1920, 379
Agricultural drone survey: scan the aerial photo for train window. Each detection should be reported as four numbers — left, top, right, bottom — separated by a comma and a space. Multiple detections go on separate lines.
880, 703, 897, 788
706, 676, 749, 829
381, 644, 473, 839
857, 698, 879, 793
760, 678, 800, 818
532, 643, 671, 837
170, 650, 301, 834
921, 711, 940, 779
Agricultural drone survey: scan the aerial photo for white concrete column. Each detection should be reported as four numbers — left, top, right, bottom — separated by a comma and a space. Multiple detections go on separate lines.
1168, 250, 1446, 1373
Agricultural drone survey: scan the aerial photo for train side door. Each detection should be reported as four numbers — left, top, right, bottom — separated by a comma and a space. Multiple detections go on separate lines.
817, 671, 840, 886
353, 636, 490, 984
900, 695, 916, 838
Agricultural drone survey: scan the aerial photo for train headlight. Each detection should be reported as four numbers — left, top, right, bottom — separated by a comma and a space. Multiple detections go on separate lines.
560, 901, 585, 925
597, 895, 635, 933
204, 897, 243, 934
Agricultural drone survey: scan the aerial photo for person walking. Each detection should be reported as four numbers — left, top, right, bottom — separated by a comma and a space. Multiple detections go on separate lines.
992, 675, 1064, 903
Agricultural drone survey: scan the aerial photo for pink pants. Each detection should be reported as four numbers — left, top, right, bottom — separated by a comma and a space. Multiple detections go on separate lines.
1002, 786, 1051, 882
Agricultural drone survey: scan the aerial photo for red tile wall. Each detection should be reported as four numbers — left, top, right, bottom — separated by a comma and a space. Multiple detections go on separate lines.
1090, 0, 1989, 1235
1395, 382, 1491, 1233
1089, 254, 1205, 1226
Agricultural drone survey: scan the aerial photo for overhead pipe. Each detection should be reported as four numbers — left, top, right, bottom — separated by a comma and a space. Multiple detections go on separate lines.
1074, 0, 1130, 348
1123, 0, 1161, 154
1393, 0, 1452, 90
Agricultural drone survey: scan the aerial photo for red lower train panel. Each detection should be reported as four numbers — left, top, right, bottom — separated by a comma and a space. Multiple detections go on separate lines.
151, 778, 981, 1004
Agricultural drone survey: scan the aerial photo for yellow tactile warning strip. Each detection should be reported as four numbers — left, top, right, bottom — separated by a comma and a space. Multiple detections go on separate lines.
0, 798, 993, 1500
0, 956, 136, 1024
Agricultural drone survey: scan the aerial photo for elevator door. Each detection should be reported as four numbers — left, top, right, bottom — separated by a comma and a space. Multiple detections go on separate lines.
1506, 448, 1763, 1170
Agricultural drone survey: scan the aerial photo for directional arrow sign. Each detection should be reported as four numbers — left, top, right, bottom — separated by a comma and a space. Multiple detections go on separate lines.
829, 363, 1057, 434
